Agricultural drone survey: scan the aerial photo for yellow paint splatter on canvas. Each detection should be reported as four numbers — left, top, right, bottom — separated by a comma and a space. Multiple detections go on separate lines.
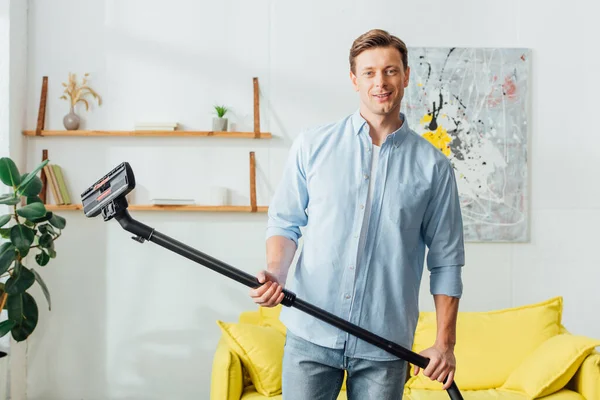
422, 126, 452, 157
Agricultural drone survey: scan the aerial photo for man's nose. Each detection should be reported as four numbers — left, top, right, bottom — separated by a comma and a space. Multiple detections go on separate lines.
375, 72, 386, 87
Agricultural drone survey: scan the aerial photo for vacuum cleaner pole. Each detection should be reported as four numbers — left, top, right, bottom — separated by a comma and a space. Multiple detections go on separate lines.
114, 209, 463, 400
81, 163, 463, 400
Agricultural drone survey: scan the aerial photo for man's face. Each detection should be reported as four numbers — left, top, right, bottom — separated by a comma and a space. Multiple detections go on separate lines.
350, 46, 410, 117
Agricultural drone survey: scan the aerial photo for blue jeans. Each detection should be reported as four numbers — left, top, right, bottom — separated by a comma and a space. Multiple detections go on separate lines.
282, 330, 407, 400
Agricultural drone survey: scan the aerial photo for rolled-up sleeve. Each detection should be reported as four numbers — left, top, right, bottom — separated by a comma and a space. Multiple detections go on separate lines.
266, 133, 309, 246
422, 160, 465, 298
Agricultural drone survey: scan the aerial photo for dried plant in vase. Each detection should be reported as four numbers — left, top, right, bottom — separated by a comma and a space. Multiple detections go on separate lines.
59, 72, 102, 130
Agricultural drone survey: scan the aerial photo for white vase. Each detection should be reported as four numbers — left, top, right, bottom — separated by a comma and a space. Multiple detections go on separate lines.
212, 117, 228, 132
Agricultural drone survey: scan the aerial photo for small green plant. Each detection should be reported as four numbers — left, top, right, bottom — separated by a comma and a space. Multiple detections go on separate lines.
0, 157, 66, 342
214, 105, 229, 118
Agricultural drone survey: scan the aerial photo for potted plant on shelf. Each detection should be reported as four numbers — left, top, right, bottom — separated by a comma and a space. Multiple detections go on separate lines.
212, 105, 229, 132
0, 157, 66, 342
60, 72, 102, 130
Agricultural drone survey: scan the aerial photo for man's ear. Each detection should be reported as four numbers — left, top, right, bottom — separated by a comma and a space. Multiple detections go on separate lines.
404, 66, 411, 88
350, 70, 359, 92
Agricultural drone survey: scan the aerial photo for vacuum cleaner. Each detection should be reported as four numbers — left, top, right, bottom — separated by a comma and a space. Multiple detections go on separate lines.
81, 162, 463, 400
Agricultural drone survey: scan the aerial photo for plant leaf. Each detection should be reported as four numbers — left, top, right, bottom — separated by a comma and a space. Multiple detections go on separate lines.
0, 193, 20, 205
49, 214, 66, 230
10, 225, 35, 255
0, 228, 10, 239
30, 269, 51, 311
0, 242, 16, 275
35, 250, 50, 267
16, 202, 46, 220
5, 263, 35, 294
27, 195, 43, 205
30, 211, 53, 224
38, 224, 56, 235
39, 233, 53, 249
0, 319, 15, 338
0, 158, 21, 187
17, 174, 43, 197
16, 160, 48, 194
47, 248, 56, 258
7, 292, 38, 342
0, 214, 11, 227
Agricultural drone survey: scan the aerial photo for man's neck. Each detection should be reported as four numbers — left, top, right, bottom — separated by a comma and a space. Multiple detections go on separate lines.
360, 105, 403, 146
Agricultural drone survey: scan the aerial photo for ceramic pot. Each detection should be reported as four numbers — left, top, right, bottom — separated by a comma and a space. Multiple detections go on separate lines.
63, 106, 80, 130
212, 117, 228, 132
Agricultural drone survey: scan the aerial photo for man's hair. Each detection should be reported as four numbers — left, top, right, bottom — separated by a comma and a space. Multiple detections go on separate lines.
349, 29, 408, 74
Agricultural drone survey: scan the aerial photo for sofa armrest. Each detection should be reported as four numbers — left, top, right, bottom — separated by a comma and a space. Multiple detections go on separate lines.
210, 336, 244, 400
567, 350, 600, 400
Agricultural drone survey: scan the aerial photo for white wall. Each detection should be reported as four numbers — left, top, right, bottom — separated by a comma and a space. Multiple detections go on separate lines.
2, 1, 30, 399
15, 0, 600, 399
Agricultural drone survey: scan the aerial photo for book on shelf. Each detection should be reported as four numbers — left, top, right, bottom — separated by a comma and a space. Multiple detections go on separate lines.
43, 164, 71, 205
134, 122, 179, 131
150, 198, 195, 206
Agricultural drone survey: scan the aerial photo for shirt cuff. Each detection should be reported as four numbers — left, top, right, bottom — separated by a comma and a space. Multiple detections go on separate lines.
266, 227, 300, 246
430, 265, 463, 298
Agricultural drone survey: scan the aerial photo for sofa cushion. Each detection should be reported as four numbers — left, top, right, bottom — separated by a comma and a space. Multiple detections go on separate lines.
258, 305, 287, 335
217, 320, 285, 396
406, 296, 563, 390
501, 334, 600, 398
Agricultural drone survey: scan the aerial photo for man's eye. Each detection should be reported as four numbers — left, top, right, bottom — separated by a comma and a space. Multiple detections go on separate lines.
386, 69, 397, 75
364, 71, 373, 76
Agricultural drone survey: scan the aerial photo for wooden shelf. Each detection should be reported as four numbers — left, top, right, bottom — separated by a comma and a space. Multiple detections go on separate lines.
23, 130, 272, 139
43, 204, 268, 213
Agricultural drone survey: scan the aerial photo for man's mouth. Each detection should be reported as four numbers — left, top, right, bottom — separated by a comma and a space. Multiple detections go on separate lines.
373, 92, 392, 101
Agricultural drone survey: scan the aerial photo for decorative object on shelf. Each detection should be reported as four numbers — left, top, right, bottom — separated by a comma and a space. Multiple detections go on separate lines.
0, 157, 67, 342
59, 72, 102, 130
212, 105, 229, 131
209, 187, 229, 206
150, 198, 195, 206
42, 163, 71, 205
134, 122, 179, 131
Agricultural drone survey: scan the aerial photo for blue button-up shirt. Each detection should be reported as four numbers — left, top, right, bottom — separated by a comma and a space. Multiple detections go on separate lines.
266, 110, 465, 361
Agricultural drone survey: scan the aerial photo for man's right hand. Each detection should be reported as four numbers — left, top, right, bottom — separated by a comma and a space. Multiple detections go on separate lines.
249, 270, 285, 307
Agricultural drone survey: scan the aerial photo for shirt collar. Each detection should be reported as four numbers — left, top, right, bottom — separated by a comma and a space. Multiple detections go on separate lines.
351, 109, 410, 147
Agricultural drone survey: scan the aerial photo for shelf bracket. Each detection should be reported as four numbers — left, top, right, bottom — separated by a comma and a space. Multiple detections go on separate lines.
249, 152, 257, 212
253, 77, 260, 139
36, 76, 48, 136
40, 149, 48, 203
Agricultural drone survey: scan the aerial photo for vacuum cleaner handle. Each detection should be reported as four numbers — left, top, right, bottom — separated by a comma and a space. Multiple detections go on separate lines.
109, 210, 464, 400
80, 163, 463, 400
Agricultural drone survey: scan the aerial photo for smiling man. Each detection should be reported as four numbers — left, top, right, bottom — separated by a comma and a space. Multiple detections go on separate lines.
250, 29, 465, 400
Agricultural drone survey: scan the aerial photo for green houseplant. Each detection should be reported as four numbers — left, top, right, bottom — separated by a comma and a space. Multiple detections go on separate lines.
212, 105, 229, 132
0, 157, 66, 342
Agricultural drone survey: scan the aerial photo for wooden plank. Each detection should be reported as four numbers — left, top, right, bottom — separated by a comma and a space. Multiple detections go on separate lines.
40, 149, 48, 203
36, 77, 48, 136
253, 77, 260, 138
249, 152, 257, 212
43, 204, 268, 212
22, 130, 272, 138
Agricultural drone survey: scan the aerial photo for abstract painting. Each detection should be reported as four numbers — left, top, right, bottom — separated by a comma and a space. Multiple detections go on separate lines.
404, 47, 531, 242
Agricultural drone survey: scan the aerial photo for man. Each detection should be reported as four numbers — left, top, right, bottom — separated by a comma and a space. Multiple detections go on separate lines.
250, 29, 465, 399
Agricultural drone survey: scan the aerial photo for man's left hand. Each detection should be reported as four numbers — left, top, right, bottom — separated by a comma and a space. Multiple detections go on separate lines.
413, 344, 456, 389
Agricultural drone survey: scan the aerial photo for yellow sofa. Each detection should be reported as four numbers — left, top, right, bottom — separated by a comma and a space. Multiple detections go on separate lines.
211, 297, 600, 400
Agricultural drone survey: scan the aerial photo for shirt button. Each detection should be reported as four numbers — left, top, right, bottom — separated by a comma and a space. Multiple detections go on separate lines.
360, 204, 364, 209
349, 265, 354, 270
364, 174, 369, 180
345, 294, 351, 299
